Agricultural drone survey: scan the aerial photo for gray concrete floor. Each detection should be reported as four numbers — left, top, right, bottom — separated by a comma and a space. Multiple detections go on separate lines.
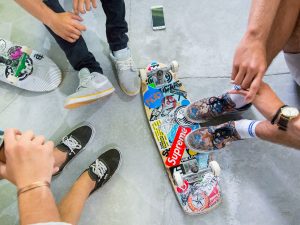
1, 0, 300, 225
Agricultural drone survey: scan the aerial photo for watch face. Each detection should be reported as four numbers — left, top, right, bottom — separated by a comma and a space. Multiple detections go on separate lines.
282, 107, 299, 117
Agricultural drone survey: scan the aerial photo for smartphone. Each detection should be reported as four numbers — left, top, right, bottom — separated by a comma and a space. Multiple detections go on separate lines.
151, 5, 166, 30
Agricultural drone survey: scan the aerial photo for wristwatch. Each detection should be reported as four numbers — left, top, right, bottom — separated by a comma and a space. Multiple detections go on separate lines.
276, 106, 299, 131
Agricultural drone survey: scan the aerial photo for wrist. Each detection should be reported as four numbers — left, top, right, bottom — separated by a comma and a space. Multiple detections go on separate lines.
18, 181, 50, 196
244, 29, 267, 44
42, 7, 56, 27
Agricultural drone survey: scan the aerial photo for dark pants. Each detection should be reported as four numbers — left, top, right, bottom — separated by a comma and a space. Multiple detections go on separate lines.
43, 0, 129, 73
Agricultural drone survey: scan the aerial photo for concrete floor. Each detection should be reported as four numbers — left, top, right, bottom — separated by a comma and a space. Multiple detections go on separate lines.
1, 0, 300, 225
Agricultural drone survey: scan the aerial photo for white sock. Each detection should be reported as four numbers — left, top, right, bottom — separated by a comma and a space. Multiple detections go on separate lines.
228, 85, 247, 108
234, 119, 260, 139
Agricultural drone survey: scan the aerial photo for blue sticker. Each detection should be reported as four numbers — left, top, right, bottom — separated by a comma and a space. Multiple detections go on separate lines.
181, 99, 190, 106
144, 86, 164, 109
168, 123, 179, 142
195, 153, 210, 169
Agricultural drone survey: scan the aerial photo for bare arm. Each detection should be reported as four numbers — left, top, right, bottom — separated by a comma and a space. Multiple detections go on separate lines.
14, 0, 86, 43
0, 129, 61, 224
232, 0, 282, 102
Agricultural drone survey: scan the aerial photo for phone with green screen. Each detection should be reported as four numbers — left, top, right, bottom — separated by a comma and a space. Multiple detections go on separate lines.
151, 5, 166, 30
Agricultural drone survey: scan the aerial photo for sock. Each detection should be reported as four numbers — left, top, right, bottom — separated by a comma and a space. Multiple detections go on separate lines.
113, 47, 130, 60
228, 85, 247, 108
234, 119, 260, 139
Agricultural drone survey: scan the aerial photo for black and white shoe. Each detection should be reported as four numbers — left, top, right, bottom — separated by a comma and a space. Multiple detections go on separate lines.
54, 124, 95, 176
86, 148, 121, 195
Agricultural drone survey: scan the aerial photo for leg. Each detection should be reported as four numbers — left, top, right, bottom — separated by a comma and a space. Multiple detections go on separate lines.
266, 0, 300, 65
284, 14, 300, 53
256, 119, 300, 149
58, 172, 95, 225
100, 0, 129, 51
43, 0, 103, 73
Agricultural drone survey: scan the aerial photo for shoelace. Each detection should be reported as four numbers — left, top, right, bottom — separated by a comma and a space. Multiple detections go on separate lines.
208, 96, 231, 113
78, 73, 96, 90
116, 57, 134, 71
62, 135, 82, 155
90, 159, 107, 180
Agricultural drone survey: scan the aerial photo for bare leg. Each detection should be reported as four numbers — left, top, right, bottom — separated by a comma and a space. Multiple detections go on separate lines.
266, 0, 300, 64
58, 172, 95, 225
284, 15, 300, 53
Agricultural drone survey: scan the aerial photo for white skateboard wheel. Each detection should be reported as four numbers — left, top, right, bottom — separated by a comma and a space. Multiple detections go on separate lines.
209, 161, 221, 177
139, 69, 147, 82
170, 60, 179, 73
7, 75, 18, 84
173, 171, 184, 187
21, 46, 32, 55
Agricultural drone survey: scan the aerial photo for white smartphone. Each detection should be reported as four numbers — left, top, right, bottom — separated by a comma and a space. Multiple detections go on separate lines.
151, 5, 166, 30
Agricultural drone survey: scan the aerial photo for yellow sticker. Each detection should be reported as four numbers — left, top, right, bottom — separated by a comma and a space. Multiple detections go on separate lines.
151, 120, 170, 150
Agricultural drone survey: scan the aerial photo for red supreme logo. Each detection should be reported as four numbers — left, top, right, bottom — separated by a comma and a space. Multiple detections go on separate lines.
165, 126, 191, 167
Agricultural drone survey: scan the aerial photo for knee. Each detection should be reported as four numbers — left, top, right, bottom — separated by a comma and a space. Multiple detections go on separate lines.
284, 18, 300, 53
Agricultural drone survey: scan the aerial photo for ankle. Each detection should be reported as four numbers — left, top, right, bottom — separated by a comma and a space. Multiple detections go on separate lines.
77, 171, 96, 193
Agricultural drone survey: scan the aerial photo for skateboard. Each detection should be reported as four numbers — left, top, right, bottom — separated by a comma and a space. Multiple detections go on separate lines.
0, 38, 62, 92
140, 61, 222, 215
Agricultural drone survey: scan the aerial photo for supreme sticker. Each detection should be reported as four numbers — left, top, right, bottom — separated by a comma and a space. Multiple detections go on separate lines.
165, 126, 191, 167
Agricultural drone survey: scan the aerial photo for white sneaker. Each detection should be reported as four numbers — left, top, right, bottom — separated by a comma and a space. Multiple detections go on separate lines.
110, 48, 140, 96
64, 68, 115, 109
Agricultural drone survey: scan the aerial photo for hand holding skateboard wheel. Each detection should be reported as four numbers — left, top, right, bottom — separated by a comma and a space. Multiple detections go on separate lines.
209, 161, 221, 177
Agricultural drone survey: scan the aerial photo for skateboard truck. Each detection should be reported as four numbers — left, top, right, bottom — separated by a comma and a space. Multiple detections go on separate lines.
140, 60, 179, 82
173, 160, 221, 187
6, 46, 32, 84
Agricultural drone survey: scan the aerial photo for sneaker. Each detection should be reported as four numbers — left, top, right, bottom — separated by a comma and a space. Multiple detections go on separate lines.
64, 68, 115, 109
185, 93, 251, 123
86, 148, 121, 195
110, 48, 140, 96
185, 121, 241, 152
54, 124, 95, 176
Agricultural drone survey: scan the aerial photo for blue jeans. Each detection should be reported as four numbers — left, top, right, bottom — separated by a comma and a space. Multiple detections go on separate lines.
43, 0, 129, 73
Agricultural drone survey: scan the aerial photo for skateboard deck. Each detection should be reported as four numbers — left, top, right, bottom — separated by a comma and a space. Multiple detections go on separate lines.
141, 61, 222, 215
0, 38, 61, 92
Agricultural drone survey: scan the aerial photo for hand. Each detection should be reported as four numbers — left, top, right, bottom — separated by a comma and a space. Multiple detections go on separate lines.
0, 129, 59, 188
47, 12, 86, 43
73, 0, 97, 15
231, 36, 267, 102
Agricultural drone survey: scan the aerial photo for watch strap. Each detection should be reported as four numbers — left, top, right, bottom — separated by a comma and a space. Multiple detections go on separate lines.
277, 115, 289, 131
271, 104, 288, 124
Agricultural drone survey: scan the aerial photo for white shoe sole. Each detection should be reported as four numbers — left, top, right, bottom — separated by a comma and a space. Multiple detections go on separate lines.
64, 87, 115, 109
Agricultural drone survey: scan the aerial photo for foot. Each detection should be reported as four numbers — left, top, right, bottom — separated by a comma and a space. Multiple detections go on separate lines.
85, 148, 121, 195
54, 124, 94, 176
110, 48, 140, 96
185, 121, 241, 152
64, 68, 115, 109
185, 93, 251, 123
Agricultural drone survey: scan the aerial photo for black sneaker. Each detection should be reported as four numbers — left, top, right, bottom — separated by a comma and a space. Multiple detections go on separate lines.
86, 148, 121, 195
54, 124, 94, 176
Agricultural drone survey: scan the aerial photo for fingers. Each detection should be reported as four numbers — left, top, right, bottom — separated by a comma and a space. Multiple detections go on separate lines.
245, 76, 262, 103
73, 0, 79, 15
85, 0, 91, 12
92, 0, 97, 8
231, 63, 238, 81
234, 66, 246, 85
241, 69, 255, 89
71, 14, 83, 22
72, 21, 86, 32
33, 135, 45, 145
0, 161, 7, 179
52, 166, 60, 175
79, 0, 86, 14
228, 89, 248, 96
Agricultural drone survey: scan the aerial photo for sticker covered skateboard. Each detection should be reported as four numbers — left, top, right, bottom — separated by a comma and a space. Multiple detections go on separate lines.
141, 61, 222, 214
0, 38, 61, 92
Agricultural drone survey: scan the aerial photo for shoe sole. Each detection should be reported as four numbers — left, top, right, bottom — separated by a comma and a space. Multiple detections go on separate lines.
120, 83, 140, 96
64, 87, 115, 109
53, 123, 96, 177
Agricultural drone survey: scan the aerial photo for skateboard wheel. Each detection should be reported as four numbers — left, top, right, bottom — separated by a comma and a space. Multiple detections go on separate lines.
139, 69, 147, 82
7, 75, 18, 84
173, 171, 184, 187
209, 161, 221, 177
21, 46, 32, 55
170, 60, 179, 73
